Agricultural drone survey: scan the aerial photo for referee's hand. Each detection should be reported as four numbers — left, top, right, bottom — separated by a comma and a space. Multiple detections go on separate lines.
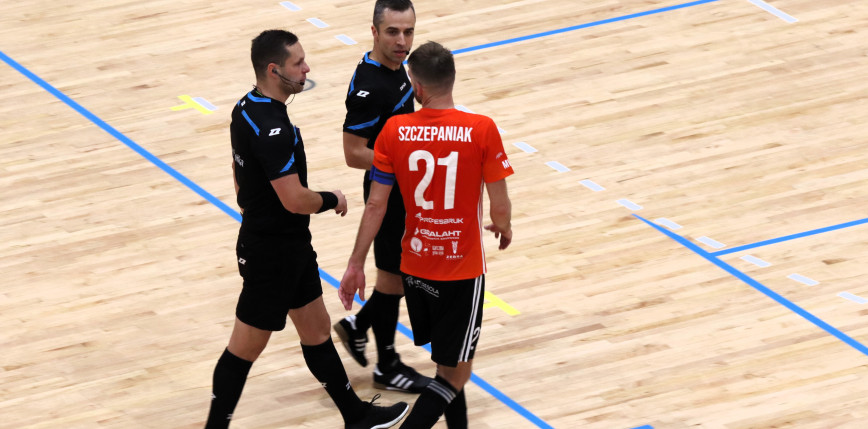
333, 190, 348, 216
339, 264, 366, 310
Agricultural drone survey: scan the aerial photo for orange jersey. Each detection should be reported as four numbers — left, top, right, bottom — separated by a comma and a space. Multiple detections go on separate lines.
373, 107, 514, 280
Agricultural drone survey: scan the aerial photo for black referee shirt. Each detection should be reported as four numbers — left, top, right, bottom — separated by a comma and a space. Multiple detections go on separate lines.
343, 52, 415, 149
231, 89, 311, 238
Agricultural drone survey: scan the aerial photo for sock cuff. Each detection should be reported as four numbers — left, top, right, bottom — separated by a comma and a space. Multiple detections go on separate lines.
371, 289, 402, 303
220, 348, 253, 373
300, 336, 336, 352
428, 375, 459, 403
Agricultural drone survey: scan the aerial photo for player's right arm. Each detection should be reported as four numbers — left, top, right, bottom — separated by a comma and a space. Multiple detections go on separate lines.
342, 132, 374, 170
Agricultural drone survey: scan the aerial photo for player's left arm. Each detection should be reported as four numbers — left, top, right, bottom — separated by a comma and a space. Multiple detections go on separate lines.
484, 179, 512, 250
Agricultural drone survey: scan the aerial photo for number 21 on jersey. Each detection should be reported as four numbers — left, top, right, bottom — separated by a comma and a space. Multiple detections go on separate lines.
409, 150, 457, 210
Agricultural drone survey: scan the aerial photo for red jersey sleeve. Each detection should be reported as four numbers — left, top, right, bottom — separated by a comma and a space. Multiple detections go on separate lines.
480, 117, 514, 182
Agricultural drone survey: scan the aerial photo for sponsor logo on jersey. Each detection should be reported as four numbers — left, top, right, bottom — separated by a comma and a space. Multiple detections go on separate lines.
400, 82, 407, 91
269, 128, 281, 136
410, 237, 423, 253
398, 126, 473, 142
356, 90, 370, 98
418, 228, 461, 239
234, 152, 244, 167
415, 213, 465, 224
452, 241, 459, 254
502, 159, 511, 169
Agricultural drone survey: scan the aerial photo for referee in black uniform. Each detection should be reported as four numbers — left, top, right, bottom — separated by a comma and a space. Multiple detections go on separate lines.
334, 0, 431, 394
204, 30, 407, 429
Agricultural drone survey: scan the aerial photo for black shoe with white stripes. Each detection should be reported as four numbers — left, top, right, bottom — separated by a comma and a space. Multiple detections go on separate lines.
334, 315, 369, 367
345, 394, 408, 429
373, 356, 432, 394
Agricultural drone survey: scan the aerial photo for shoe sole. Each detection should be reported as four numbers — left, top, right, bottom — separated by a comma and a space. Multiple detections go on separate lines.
370, 403, 409, 429
333, 322, 368, 367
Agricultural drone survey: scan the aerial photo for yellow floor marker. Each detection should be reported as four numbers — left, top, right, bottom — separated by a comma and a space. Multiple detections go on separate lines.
483, 291, 520, 316
170, 95, 216, 115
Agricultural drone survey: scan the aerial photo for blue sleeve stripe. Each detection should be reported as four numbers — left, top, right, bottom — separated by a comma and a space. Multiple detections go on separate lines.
279, 153, 296, 173
348, 70, 357, 95
241, 110, 260, 136
347, 115, 380, 130
369, 166, 395, 185
392, 87, 414, 112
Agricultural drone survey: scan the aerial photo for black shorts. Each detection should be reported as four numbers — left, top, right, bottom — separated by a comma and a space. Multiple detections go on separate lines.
363, 175, 405, 274
402, 274, 485, 367
234, 232, 323, 331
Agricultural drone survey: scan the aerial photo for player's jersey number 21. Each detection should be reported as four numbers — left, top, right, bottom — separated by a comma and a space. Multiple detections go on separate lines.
408, 150, 458, 210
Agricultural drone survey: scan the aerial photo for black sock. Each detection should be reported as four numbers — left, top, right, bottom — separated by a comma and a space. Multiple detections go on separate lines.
400, 375, 458, 428
205, 348, 253, 429
369, 290, 401, 365
444, 389, 467, 428
353, 290, 376, 331
301, 337, 365, 423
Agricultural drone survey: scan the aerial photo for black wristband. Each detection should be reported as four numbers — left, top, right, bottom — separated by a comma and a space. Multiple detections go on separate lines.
316, 191, 338, 213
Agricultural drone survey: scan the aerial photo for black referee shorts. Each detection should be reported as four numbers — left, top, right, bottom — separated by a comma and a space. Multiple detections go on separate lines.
234, 232, 323, 331
363, 176, 405, 274
402, 274, 485, 367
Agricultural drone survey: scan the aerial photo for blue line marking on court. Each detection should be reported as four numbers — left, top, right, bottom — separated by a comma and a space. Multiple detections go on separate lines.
452, 0, 722, 55
0, 49, 242, 223
712, 217, 868, 256
0, 48, 553, 429
630, 426, 655, 429
747, 0, 798, 23
634, 214, 868, 357
317, 268, 554, 428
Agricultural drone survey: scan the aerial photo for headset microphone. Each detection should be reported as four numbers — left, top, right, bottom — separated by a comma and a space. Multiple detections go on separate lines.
272, 69, 304, 87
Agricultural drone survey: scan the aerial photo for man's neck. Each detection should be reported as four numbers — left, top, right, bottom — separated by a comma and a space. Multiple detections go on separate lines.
254, 81, 288, 103
369, 49, 400, 71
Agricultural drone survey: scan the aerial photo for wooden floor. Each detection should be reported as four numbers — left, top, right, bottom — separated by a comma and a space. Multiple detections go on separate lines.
2, 0, 868, 427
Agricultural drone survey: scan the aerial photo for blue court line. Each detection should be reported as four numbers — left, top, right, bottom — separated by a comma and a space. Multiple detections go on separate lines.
634, 214, 868, 357
712, 217, 868, 256
318, 269, 555, 428
451, 0, 722, 55
1, 48, 553, 429
0, 50, 242, 223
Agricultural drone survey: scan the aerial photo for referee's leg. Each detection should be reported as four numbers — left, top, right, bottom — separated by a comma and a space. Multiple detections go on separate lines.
205, 318, 271, 428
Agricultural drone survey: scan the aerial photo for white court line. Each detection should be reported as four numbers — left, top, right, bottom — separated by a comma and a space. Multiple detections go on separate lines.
455, 105, 474, 113
747, 0, 798, 23
336, 35, 357, 45
579, 179, 605, 192
280, 1, 301, 11
839, 292, 868, 304
192, 97, 217, 111
513, 142, 537, 153
307, 18, 329, 28
741, 255, 771, 268
697, 236, 726, 249
616, 199, 642, 211
788, 273, 819, 286
545, 161, 570, 172
654, 218, 682, 230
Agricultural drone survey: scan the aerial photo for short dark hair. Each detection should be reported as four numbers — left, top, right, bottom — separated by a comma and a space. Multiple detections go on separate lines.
408, 41, 455, 92
373, 0, 415, 30
250, 30, 299, 79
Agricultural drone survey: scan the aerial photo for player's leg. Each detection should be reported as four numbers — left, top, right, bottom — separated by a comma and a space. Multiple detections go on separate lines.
293, 251, 408, 428
399, 275, 484, 428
